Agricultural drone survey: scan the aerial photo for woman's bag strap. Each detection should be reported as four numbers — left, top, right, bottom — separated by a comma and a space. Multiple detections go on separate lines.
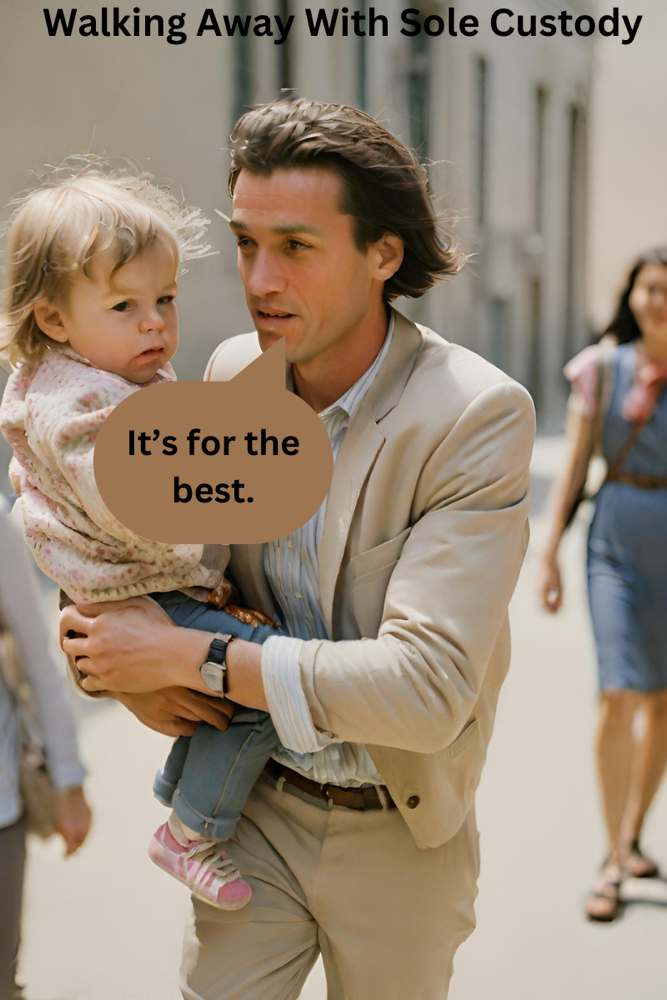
604, 382, 664, 484
605, 420, 647, 483
592, 347, 615, 455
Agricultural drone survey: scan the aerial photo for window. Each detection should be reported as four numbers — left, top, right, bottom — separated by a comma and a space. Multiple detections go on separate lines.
357, 0, 368, 109
489, 297, 510, 372
525, 86, 548, 415
528, 276, 542, 412
407, 20, 431, 159
534, 87, 547, 234
475, 57, 489, 228
564, 104, 587, 363
232, 0, 252, 124
278, 0, 293, 92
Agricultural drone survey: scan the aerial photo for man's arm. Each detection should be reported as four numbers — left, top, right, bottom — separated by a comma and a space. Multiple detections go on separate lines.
291, 382, 534, 754
63, 381, 534, 756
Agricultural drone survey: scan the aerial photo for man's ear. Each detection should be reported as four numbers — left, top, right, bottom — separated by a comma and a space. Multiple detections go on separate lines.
369, 233, 404, 283
33, 299, 69, 344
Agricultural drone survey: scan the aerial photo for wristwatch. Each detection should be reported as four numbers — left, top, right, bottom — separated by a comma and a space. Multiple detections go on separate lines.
198, 635, 233, 696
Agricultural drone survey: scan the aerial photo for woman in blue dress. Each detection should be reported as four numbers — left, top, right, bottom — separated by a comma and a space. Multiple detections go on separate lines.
539, 248, 667, 922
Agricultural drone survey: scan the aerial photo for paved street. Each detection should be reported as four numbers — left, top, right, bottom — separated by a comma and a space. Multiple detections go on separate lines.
18, 435, 667, 999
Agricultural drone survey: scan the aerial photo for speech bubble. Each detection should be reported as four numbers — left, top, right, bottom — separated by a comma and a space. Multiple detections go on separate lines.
94, 338, 334, 543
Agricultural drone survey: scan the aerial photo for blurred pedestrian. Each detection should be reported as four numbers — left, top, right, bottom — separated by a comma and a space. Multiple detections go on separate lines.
0, 496, 91, 998
538, 248, 667, 922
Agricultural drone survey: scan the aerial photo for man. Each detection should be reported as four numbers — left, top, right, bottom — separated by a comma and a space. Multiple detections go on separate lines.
61, 99, 535, 999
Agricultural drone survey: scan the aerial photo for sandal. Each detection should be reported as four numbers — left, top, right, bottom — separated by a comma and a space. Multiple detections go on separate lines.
585, 864, 623, 922
626, 839, 659, 879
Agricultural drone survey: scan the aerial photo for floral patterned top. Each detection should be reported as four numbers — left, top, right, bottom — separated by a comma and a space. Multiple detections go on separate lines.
0, 347, 227, 603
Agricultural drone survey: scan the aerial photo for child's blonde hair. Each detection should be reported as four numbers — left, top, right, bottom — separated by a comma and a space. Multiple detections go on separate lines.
0, 156, 211, 371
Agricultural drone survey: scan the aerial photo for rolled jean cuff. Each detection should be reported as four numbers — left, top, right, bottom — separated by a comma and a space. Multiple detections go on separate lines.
169, 788, 239, 842
153, 768, 177, 808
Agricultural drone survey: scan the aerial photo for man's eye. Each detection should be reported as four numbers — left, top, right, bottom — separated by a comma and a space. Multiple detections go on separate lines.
237, 239, 254, 249
287, 240, 307, 251
112, 302, 129, 312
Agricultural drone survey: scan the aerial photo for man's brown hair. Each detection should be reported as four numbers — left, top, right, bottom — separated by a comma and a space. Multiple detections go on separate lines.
228, 98, 465, 301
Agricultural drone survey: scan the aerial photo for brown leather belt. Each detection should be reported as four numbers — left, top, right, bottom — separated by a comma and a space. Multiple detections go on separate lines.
264, 758, 396, 811
607, 471, 667, 490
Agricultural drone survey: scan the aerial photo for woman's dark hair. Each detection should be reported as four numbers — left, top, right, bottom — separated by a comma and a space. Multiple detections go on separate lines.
603, 247, 667, 344
228, 98, 466, 302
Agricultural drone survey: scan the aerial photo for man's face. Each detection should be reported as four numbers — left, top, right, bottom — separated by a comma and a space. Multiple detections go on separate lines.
230, 167, 380, 365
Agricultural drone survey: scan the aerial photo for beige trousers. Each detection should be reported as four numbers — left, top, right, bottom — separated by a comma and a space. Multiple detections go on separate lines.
180, 774, 480, 1000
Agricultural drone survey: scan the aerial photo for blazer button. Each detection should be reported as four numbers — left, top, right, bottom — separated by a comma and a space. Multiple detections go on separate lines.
406, 795, 420, 809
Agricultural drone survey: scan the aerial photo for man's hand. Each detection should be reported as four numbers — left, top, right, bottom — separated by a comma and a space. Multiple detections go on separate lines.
59, 593, 269, 710
114, 687, 235, 737
59, 595, 210, 694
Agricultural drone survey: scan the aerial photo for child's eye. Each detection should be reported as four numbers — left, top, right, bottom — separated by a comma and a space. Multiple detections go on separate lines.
158, 295, 175, 305
112, 301, 130, 312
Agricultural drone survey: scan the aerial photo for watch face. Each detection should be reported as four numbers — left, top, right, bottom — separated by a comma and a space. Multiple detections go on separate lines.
200, 661, 224, 695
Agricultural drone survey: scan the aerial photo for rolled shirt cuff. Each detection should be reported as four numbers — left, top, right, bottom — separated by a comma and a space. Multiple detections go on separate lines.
261, 635, 340, 754
49, 759, 86, 793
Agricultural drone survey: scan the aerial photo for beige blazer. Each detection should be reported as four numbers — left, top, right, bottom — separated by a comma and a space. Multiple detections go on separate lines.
205, 309, 535, 848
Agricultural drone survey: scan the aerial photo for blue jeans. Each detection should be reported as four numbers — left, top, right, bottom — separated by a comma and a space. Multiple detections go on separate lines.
151, 591, 283, 840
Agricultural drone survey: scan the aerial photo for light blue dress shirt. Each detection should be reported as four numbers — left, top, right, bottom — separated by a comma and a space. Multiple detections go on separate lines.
261, 317, 395, 787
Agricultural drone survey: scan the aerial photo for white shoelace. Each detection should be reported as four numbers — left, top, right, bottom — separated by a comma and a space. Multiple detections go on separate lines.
183, 839, 242, 888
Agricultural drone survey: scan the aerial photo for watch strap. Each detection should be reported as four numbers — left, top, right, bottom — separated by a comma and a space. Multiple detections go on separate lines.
206, 637, 229, 666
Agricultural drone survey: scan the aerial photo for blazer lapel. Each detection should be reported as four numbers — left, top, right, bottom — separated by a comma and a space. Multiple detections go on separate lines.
318, 310, 425, 633
318, 411, 385, 634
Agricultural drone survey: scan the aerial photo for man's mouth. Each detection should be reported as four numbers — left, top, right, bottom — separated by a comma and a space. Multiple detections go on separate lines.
256, 309, 295, 321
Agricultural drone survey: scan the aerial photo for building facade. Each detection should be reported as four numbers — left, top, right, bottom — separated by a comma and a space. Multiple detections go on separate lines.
0, 1, 595, 498
230, 0, 595, 425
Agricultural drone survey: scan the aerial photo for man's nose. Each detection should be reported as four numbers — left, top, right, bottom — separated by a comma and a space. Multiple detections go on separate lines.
139, 307, 166, 333
244, 251, 287, 298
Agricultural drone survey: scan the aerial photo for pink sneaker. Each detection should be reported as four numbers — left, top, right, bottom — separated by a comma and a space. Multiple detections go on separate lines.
148, 822, 252, 910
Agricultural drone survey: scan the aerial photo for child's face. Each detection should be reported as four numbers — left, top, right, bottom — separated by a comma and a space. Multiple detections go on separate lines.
43, 239, 179, 384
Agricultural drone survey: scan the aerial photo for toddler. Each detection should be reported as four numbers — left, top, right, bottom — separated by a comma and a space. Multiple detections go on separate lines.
0, 160, 285, 910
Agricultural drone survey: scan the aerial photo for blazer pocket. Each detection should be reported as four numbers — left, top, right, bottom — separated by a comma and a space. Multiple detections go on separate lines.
349, 526, 412, 584
448, 717, 480, 759
348, 528, 412, 638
